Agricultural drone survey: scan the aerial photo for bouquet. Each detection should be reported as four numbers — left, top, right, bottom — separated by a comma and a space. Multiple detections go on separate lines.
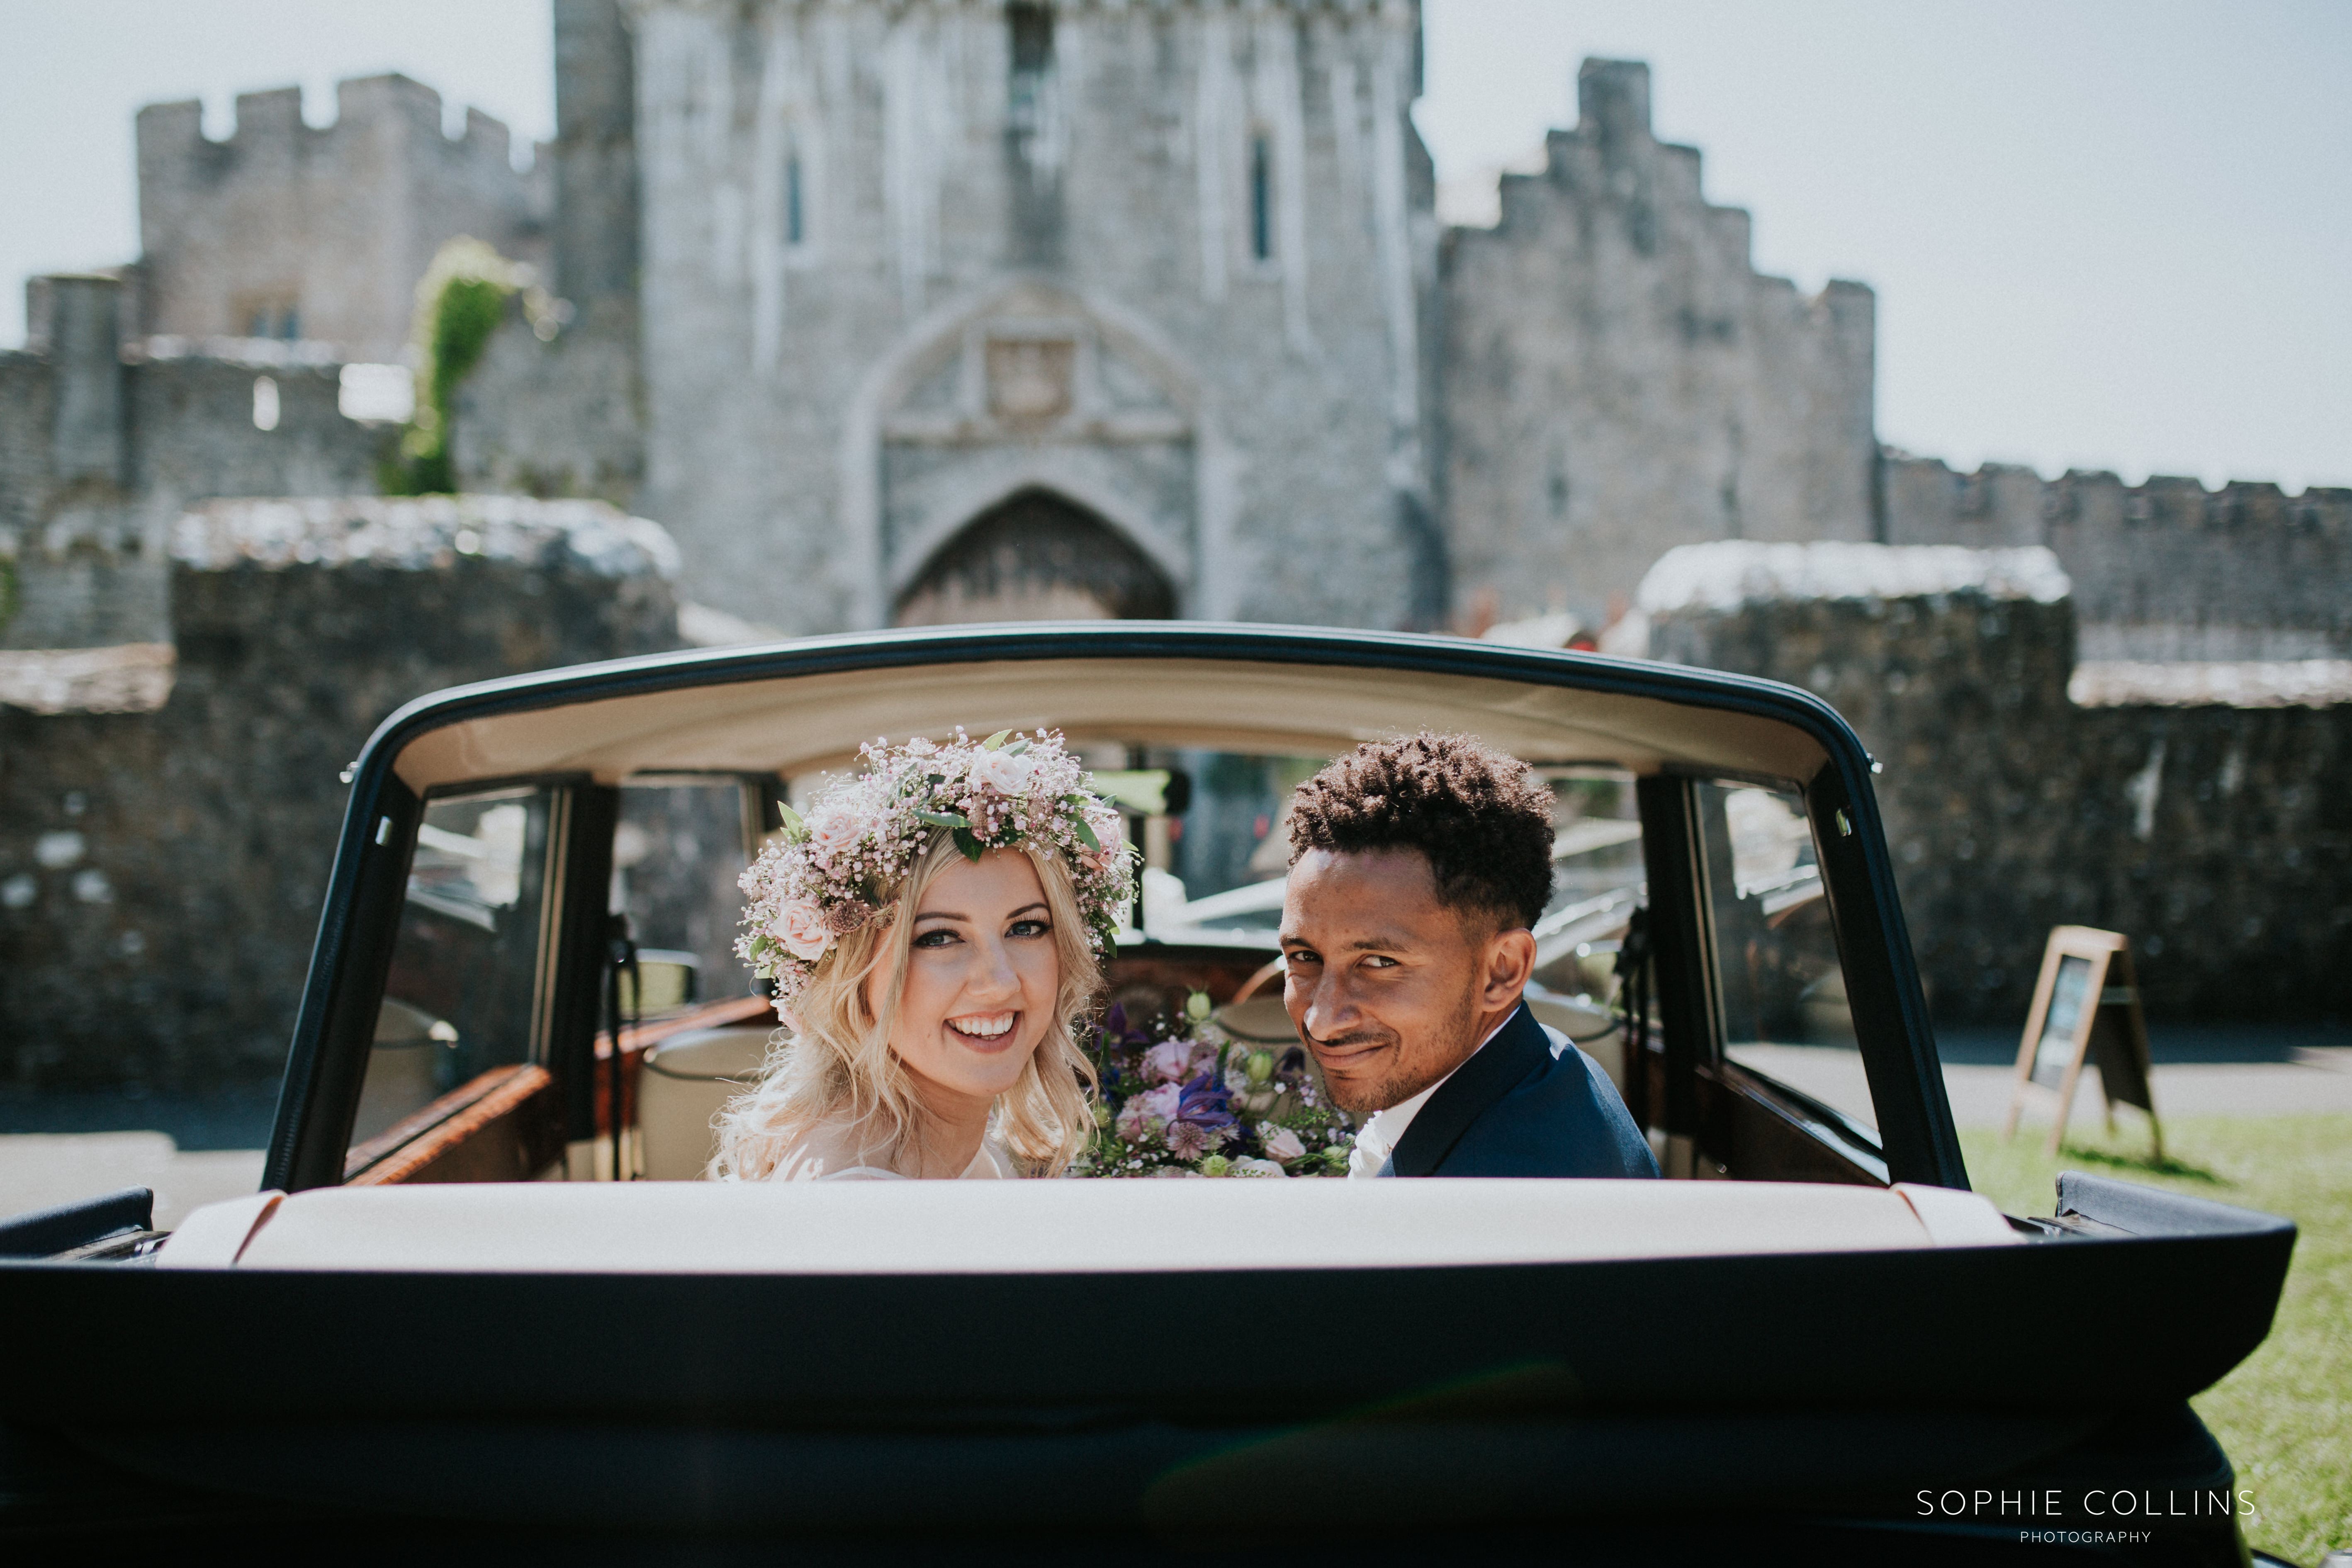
1075, 991, 1355, 1178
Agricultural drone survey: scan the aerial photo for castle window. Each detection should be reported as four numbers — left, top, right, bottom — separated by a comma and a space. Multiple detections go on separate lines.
251, 376, 280, 432
1009, 3, 1053, 79
1249, 134, 1274, 262
785, 151, 804, 248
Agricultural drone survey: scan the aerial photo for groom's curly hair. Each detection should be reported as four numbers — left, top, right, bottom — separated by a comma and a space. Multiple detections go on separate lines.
1287, 733, 1557, 929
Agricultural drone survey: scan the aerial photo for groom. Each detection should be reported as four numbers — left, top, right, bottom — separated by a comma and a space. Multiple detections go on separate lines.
1278, 734, 1658, 1180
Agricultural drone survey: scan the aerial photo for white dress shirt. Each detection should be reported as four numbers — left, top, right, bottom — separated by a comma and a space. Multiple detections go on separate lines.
1346, 1009, 1563, 1180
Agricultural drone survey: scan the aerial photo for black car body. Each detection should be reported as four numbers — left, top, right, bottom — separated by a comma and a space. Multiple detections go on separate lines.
0, 624, 2297, 1562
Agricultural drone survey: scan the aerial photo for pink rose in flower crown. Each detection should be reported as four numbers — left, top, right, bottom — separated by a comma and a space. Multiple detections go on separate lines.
776, 899, 834, 963
806, 804, 865, 861
1078, 806, 1126, 874
964, 747, 1034, 796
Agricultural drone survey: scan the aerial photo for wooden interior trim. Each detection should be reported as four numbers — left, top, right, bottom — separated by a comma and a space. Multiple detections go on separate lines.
346, 1065, 558, 1186
343, 1065, 530, 1182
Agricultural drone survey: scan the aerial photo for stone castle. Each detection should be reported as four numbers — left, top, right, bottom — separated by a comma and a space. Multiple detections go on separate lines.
5, 0, 2343, 663
2, 0, 2346, 1083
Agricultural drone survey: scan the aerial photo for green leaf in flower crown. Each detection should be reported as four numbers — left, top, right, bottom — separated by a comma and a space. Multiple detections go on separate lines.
951, 827, 985, 863
775, 802, 808, 840
915, 808, 970, 830
1071, 814, 1101, 851
980, 729, 1012, 751
1003, 739, 1029, 756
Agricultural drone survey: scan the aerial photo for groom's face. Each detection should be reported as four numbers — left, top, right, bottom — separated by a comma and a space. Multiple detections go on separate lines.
1278, 848, 1506, 1116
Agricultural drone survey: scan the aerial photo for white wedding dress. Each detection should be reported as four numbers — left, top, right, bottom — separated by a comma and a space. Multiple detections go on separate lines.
764, 1116, 1019, 1181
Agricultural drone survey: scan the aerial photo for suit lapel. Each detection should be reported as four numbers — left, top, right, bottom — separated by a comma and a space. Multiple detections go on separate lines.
1386, 1003, 1548, 1178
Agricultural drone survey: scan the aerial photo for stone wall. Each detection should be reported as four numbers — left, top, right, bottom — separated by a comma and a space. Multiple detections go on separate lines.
0, 499, 680, 1091
136, 75, 548, 363
1440, 61, 1878, 630
1882, 452, 2352, 661
1642, 542, 2352, 1026
3, 275, 387, 652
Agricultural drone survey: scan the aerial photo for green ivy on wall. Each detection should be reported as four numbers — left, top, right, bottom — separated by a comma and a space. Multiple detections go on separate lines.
380, 238, 526, 496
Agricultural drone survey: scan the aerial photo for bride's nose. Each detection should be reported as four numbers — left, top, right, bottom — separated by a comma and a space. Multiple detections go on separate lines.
961, 934, 1022, 1000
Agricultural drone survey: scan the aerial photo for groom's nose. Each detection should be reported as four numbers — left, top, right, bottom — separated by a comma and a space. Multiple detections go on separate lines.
1291, 970, 1364, 1041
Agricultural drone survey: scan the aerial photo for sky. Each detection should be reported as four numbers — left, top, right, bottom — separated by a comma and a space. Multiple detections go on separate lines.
3, 0, 2346, 492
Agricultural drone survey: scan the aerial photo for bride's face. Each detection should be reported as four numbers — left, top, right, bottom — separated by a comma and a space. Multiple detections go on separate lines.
873, 849, 1061, 1108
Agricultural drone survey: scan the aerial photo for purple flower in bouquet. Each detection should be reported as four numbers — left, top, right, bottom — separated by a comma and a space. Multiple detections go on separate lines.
1174, 1070, 1237, 1128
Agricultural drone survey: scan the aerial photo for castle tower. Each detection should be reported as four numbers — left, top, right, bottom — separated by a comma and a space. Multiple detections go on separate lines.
134, 75, 549, 361
1441, 59, 1879, 627
619, 0, 1441, 634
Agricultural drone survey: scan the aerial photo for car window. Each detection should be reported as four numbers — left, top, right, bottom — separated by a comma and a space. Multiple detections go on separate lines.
1530, 767, 1644, 1003
613, 778, 764, 1012
359, 786, 556, 1143
1695, 782, 1873, 1130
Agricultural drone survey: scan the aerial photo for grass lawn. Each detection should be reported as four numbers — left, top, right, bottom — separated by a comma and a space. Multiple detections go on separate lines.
1959, 1114, 2352, 1566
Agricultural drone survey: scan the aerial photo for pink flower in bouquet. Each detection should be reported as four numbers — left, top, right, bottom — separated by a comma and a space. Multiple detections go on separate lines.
1165, 1118, 1213, 1160
776, 898, 834, 962
1260, 1125, 1306, 1164
1141, 1040, 1199, 1085
1117, 1082, 1184, 1142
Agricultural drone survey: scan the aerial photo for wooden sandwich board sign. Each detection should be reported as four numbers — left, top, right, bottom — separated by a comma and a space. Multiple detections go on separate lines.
2002, 926, 2161, 1158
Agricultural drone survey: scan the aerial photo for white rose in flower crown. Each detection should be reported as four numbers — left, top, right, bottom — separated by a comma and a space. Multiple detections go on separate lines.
776, 898, 834, 963
965, 747, 1034, 796
1260, 1125, 1307, 1164
807, 804, 864, 859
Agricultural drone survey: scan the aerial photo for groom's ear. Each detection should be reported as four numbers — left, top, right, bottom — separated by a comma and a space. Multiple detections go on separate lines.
1478, 919, 1538, 1008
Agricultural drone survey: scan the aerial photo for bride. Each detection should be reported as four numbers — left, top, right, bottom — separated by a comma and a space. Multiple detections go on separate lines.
713, 729, 1133, 1181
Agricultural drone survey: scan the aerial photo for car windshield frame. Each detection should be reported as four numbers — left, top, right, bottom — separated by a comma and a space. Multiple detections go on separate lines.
267, 622, 1960, 1194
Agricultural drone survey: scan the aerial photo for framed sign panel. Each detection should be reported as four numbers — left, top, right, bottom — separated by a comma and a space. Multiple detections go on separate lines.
2002, 926, 2160, 1158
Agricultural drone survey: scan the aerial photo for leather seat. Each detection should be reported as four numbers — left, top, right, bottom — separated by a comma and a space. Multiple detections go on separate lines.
638, 1026, 775, 1180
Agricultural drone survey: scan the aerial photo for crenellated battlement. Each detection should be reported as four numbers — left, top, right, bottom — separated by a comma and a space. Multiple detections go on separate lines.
134, 74, 547, 362
1445, 55, 1880, 625
1882, 450, 2352, 658
135, 75, 520, 180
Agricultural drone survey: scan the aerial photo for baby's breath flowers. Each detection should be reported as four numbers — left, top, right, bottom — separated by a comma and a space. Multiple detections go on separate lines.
737, 728, 1134, 1025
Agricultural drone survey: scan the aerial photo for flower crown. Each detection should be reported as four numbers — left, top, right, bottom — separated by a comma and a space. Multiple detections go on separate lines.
737, 729, 1135, 1025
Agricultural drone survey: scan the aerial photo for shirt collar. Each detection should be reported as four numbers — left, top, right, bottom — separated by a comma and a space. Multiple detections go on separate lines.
1345, 1009, 1518, 1179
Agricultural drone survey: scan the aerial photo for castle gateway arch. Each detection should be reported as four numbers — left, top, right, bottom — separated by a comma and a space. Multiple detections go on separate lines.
893, 488, 1176, 626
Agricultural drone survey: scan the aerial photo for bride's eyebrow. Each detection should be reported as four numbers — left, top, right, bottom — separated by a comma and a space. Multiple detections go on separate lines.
1005, 902, 1048, 919
913, 909, 968, 924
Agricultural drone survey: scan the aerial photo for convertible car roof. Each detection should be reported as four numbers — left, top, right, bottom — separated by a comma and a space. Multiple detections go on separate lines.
377, 624, 1844, 793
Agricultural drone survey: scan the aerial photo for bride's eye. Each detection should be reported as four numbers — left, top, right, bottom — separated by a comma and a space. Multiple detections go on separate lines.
1007, 918, 1051, 938
912, 926, 960, 948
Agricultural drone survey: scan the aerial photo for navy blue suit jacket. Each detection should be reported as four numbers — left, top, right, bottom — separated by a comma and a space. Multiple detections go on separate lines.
1385, 1001, 1660, 1179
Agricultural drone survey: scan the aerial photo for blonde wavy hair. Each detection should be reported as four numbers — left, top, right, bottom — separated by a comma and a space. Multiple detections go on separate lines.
712, 833, 1103, 1180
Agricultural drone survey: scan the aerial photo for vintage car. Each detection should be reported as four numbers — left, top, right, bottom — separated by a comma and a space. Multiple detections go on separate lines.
0, 623, 2299, 1561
